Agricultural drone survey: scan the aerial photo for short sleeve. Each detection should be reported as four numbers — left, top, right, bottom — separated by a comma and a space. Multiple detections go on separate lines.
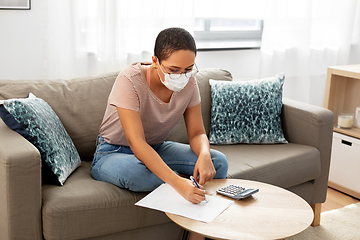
109, 74, 140, 112
187, 78, 201, 108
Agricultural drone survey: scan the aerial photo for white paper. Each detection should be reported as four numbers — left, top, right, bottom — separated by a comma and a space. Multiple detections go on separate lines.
135, 183, 234, 223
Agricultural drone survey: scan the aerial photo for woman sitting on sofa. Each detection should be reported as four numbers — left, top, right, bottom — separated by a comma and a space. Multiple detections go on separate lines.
91, 27, 228, 239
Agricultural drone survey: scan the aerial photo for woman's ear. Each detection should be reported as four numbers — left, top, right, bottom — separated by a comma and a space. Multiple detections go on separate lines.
151, 56, 158, 69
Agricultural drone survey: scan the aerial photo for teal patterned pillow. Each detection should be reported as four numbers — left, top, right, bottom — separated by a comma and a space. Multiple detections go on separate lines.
209, 73, 288, 144
0, 93, 81, 185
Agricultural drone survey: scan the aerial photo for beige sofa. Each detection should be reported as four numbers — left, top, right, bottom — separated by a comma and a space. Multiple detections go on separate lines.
0, 69, 333, 240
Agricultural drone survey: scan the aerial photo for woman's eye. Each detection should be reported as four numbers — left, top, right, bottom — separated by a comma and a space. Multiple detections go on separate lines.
168, 68, 193, 74
170, 69, 181, 74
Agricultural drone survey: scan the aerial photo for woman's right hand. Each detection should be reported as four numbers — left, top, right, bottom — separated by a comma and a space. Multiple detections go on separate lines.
173, 177, 206, 204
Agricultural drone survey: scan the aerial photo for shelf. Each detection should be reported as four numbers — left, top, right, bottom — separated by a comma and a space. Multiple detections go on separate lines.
330, 65, 360, 79
326, 65, 360, 199
324, 65, 360, 135
334, 126, 360, 139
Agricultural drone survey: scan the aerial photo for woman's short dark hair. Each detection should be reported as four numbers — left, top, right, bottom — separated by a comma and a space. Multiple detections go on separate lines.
154, 27, 197, 62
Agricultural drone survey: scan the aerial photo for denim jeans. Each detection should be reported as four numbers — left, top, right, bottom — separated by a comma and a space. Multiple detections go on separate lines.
91, 135, 228, 192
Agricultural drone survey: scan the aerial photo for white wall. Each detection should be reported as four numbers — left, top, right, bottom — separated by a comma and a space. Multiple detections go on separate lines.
0, 1, 45, 80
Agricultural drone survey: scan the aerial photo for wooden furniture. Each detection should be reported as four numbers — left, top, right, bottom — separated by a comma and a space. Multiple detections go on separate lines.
166, 179, 314, 240
324, 65, 360, 199
324, 64, 360, 138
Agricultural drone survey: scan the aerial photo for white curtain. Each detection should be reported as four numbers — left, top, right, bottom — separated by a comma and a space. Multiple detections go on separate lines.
43, 0, 194, 79
42, 0, 360, 107
260, 0, 360, 106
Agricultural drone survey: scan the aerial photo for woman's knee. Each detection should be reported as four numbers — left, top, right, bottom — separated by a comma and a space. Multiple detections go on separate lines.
91, 153, 163, 191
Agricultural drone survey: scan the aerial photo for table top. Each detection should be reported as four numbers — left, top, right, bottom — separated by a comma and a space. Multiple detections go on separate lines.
166, 179, 314, 240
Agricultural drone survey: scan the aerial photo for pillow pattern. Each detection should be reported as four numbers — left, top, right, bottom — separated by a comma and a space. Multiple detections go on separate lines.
209, 73, 287, 144
0, 93, 81, 185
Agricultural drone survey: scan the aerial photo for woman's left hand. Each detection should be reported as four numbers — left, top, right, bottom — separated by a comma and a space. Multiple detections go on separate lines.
193, 152, 216, 186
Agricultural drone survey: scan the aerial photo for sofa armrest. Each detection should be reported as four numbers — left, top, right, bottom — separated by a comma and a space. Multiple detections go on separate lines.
281, 98, 334, 204
0, 119, 42, 240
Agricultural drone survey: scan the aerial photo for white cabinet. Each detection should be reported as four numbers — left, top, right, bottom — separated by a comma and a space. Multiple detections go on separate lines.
328, 132, 360, 199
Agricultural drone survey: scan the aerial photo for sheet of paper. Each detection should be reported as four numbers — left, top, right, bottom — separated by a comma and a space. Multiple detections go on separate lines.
135, 183, 234, 223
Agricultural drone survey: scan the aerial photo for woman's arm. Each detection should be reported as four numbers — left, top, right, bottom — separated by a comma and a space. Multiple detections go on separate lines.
184, 104, 216, 186
117, 107, 206, 203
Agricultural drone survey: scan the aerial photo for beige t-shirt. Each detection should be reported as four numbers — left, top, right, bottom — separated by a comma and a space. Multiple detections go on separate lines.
99, 62, 201, 146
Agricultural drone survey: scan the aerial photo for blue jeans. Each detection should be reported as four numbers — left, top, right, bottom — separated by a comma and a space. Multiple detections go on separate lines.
91, 135, 228, 192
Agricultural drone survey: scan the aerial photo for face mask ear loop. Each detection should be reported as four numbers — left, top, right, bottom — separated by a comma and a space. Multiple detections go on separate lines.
156, 66, 165, 84
156, 57, 166, 84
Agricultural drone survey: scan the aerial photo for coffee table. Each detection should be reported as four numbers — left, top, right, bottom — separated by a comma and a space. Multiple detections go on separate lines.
166, 179, 314, 240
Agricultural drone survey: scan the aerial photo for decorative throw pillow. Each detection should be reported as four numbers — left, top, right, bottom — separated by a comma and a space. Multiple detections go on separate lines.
0, 93, 81, 185
209, 73, 288, 144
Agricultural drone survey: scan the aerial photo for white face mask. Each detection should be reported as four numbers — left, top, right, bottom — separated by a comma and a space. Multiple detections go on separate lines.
157, 63, 191, 92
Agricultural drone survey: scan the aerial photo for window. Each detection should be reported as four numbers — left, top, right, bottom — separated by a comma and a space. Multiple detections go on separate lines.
193, 0, 266, 51
194, 18, 263, 51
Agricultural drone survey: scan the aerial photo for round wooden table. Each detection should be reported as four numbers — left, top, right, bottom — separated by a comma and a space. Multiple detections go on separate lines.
166, 179, 314, 240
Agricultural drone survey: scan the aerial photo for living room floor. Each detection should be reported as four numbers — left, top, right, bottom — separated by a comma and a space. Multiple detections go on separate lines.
322, 187, 360, 212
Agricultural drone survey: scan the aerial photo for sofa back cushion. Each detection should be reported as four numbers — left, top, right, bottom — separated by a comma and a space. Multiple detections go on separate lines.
166, 68, 232, 143
0, 72, 118, 160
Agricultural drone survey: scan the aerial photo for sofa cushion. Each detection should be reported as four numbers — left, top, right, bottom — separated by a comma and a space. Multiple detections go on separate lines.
42, 161, 172, 240
166, 68, 232, 143
209, 73, 287, 144
211, 143, 321, 189
0, 93, 81, 185
0, 72, 118, 160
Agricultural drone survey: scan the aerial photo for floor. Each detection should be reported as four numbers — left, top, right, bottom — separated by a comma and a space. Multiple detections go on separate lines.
321, 187, 360, 212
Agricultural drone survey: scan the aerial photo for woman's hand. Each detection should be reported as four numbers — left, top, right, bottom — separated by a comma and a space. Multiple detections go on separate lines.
193, 152, 216, 186
173, 177, 206, 204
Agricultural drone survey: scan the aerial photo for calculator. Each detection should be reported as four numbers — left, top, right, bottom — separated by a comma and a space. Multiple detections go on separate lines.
216, 185, 259, 200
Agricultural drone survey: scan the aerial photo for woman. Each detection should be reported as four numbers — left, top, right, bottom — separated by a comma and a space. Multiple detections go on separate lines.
91, 28, 228, 238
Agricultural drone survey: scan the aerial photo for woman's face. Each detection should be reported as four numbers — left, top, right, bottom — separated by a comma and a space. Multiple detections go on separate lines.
155, 50, 196, 79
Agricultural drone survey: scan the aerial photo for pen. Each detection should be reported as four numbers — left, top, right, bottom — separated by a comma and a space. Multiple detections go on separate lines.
190, 176, 208, 203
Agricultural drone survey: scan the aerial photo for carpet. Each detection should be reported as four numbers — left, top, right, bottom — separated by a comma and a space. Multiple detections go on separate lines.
285, 202, 360, 240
